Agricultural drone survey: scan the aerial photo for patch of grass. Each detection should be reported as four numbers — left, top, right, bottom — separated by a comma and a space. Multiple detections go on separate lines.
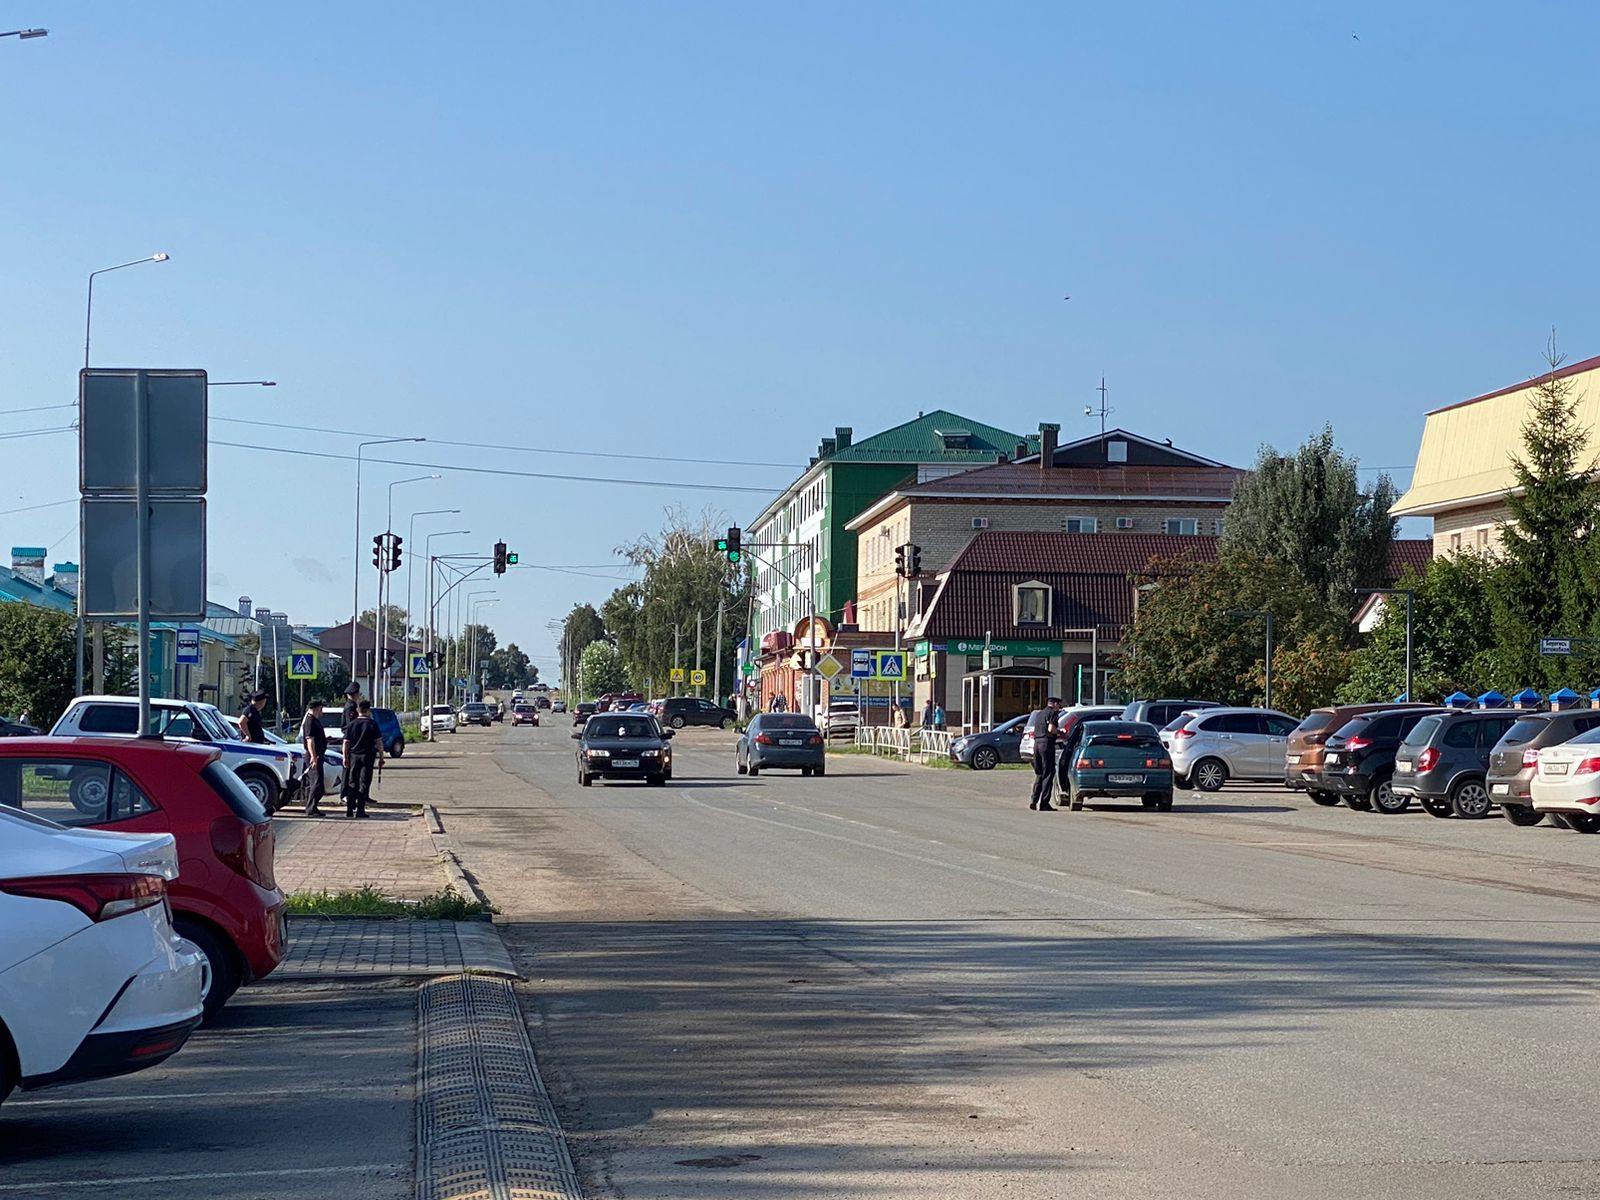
285, 885, 495, 920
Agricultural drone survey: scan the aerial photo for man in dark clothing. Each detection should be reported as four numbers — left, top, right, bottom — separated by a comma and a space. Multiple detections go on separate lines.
341, 700, 381, 819
341, 682, 362, 728
1027, 697, 1063, 811
239, 692, 269, 744
300, 699, 329, 818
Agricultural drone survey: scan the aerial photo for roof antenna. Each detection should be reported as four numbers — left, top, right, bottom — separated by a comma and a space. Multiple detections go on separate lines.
1083, 376, 1113, 439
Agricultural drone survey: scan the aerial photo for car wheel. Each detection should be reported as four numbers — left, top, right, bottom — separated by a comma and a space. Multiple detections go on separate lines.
747, 763, 759, 777
1173, 773, 1192, 791
1158, 792, 1174, 811
1502, 804, 1544, 827
238, 769, 280, 812
671, 715, 685, 729
1193, 758, 1228, 793
579, 772, 591, 787
0, 1020, 14, 1106
721, 717, 734, 730
647, 774, 666, 787
1419, 796, 1452, 818
1141, 794, 1160, 809
68, 768, 110, 816
737, 756, 748, 775
173, 916, 240, 1023
814, 762, 825, 777
972, 746, 1000, 771
800, 766, 812, 777
1564, 812, 1600, 834
1450, 779, 1492, 819
1346, 794, 1372, 811
1308, 790, 1341, 807
390, 741, 404, 759
1370, 776, 1409, 815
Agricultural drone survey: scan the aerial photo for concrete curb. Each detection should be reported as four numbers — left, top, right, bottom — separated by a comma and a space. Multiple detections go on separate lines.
426, 803, 494, 913
416, 974, 582, 1200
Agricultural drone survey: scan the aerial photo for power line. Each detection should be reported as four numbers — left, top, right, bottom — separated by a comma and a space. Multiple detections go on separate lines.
0, 497, 77, 517
0, 425, 74, 442
212, 415, 802, 470
210, 440, 784, 494
0, 403, 74, 417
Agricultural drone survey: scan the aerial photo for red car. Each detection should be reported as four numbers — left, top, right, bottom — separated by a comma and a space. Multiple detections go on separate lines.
510, 704, 540, 727
0, 737, 286, 1021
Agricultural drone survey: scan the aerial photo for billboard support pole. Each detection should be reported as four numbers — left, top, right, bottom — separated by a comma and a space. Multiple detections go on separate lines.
134, 371, 152, 737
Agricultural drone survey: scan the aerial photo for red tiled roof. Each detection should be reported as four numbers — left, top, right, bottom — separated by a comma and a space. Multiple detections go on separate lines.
1387, 539, 1432, 579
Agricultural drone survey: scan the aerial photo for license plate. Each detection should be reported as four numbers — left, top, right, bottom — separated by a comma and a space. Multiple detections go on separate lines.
1546, 763, 1569, 775
1491, 783, 1509, 795
1107, 773, 1144, 785
779, 739, 803, 746
612, 759, 639, 768
1285, 754, 1300, 765
1395, 763, 1411, 774
1325, 753, 1340, 765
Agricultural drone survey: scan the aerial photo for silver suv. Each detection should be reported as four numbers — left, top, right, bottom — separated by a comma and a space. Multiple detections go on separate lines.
1163, 707, 1300, 791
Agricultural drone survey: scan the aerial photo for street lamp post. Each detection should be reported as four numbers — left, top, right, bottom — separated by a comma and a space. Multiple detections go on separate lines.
1356, 588, 1415, 702
351, 438, 424, 696
371, 474, 438, 699
0, 27, 47, 39
422, 531, 470, 737
1226, 609, 1275, 711
465, 589, 496, 700
472, 598, 500, 695
78, 252, 171, 695
406, 509, 460, 709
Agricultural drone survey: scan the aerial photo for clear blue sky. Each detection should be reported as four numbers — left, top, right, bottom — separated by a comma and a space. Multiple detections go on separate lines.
3, 1, 1594, 671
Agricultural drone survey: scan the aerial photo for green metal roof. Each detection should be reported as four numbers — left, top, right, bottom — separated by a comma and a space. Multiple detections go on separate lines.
827, 410, 1026, 462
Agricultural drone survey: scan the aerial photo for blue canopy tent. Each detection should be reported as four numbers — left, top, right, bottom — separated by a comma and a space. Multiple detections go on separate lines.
1511, 688, 1544, 709
1550, 687, 1583, 711
1476, 690, 1508, 709
1443, 691, 1473, 709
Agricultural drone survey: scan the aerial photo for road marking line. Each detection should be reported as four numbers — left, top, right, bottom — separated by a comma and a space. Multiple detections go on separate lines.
0, 1165, 403, 1190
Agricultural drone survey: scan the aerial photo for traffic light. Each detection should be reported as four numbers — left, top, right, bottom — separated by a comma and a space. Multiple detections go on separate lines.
390, 534, 403, 572
493, 541, 507, 575
894, 544, 906, 577
381, 649, 396, 672
372, 534, 385, 570
908, 544, 922, 575
506, 551, 518, 566
725, 526, 741, 564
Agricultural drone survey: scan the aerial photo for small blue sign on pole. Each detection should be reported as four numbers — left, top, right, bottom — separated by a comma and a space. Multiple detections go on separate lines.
175, 627, 201, 665
851, 649, 874, 678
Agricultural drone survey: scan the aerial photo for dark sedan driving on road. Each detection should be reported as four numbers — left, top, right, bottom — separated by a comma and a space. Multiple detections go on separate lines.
737, 714, 825, 776
574, 713, 673, 786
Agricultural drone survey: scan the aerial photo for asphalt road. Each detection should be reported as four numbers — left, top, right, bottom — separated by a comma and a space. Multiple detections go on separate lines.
431, 721, 1600, 1199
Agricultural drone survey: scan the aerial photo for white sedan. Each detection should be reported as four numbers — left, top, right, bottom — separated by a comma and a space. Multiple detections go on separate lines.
0, 805, 206, 1105
1530, 735, 1600, 833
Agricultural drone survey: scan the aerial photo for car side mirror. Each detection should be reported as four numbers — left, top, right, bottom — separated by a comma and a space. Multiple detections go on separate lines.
662, 729, 675, 739
570, 731, 582, 740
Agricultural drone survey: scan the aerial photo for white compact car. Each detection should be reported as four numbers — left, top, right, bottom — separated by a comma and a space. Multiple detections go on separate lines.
52, 696, 305, 812
426, 704, 458, 735
0, 805, 206, 1105
1530, 732, 1600, 833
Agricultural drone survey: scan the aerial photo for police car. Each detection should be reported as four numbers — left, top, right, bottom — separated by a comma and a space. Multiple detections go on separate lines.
51, 696, 305, 812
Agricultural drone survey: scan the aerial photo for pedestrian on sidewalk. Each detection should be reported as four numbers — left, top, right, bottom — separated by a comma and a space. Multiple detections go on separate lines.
921, 699, 934, 729
238, 692, 269, 744
341, 700, 381, 819
933, 702, 946, 731
300, 699, 329, 818
341, 681, 361, 728
1027, 697, 1062, 811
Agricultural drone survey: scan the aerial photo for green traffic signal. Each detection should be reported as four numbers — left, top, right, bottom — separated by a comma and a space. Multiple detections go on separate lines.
507, 552, 518, 565
727, 549, 741, 564
714, 538, 729, 552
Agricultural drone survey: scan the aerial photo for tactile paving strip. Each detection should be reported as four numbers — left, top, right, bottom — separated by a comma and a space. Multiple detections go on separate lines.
417, 975, 582, 1200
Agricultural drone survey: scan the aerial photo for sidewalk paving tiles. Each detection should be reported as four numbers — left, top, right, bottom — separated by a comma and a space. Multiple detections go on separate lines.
274, 807, 447, 900
277, 918, 520, 980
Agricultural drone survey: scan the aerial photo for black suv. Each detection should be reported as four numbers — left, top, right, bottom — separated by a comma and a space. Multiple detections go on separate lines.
573, 712, 673, 787
1486, 709, 1600, 826
1392, 710, 1521, 818
658, 697, 736, 730
1320, 707, 1444, 812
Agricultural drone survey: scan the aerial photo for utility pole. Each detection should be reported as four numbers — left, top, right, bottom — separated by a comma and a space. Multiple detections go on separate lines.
712, 597, 725, 707
695, 610, 704, 697
673, 623, 681, 697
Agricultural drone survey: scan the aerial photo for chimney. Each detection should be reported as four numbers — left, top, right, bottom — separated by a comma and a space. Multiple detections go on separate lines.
238, 595, 252, 617
9, 547, 45, 585
51, 562, 78, 597
1038, 423, 1060, 473
820, 437, 837, 457
1015, 441, 1029, 461
834, 426, 853, 450
254, 606, 271, 623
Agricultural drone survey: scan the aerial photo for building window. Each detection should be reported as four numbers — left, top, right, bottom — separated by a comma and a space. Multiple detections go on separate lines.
1450, 532, 1462, 552
1013, 581, 1051, 625
1213, 518, 1226, 536
1163, 518, 1198, 536
1476, 528, 1489, 550
1063, 517, 1098, 534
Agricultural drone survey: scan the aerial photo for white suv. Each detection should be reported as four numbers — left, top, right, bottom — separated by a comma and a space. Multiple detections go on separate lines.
1164, 707, 1300, 791
426, 704, 458, 735
52, 697, 304, 812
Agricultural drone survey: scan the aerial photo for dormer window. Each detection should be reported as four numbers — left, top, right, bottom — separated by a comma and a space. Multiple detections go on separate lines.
1107, 439, 1128, 463
1013, 580, 1051, 625
936, 428, 972, 450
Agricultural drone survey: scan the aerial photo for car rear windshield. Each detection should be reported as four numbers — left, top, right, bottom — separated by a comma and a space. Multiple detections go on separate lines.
430, 706, 453, 715
762, 715, 818, 730
585, 717, 657, 739
1162, 714, 1196, 732
201, 761, 269, 824
1500, 717, 1549, 746
1085, 733, 1163, 750
1294, 712, 1338, 735
1569, 726, 1600, 746
1402, 715, 1444, 747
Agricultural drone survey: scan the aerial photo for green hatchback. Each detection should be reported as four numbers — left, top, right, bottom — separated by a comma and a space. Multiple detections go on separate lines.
1063, 721, 1175, 811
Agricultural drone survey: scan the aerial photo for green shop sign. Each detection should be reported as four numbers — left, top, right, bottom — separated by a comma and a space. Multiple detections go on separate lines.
947, 639, 1062, 657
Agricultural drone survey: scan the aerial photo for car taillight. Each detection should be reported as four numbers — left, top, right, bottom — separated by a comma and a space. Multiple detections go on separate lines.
1576, 757, 1600, 776
1346, 735, 1372, 751
1144, 757, 1171, 768
1522, 748, 1539, 768
1174, 728, 1196, 738
0, 872, 165, 922
1076, 758, 1091, 769
754, 734, 775, 745
807, 735, 823, 746
1416, 748, 1439, 772
212, 817, 272, 887
1306, 734, 1327, 746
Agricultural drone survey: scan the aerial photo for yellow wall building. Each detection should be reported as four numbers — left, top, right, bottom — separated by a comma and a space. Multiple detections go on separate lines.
1393, 354, 1600, 554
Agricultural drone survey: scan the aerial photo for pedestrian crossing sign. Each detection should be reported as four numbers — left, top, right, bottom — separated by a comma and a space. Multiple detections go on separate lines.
874, 651, 906, 681
287, 652, 318, 680
409, 653, 431, 678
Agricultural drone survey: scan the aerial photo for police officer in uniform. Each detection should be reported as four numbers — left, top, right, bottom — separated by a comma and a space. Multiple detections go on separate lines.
341, 700, 381, 819
1027, 696, 1063, 811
